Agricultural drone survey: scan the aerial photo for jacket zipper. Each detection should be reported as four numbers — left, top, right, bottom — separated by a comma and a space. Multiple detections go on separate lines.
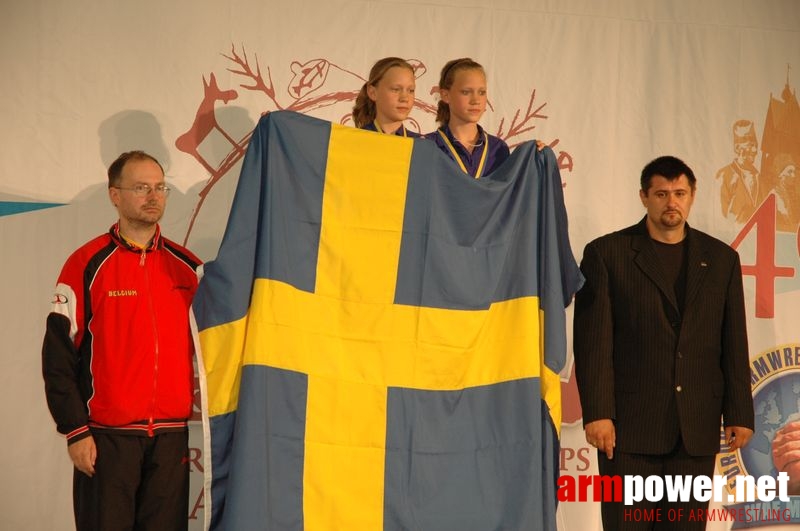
142, 247, 160, 437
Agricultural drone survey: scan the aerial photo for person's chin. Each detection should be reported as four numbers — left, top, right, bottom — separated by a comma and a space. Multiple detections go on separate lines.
661, 214, 683, 226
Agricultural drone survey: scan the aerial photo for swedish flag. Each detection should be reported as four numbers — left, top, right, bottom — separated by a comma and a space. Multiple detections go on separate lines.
193, 111, 582, 531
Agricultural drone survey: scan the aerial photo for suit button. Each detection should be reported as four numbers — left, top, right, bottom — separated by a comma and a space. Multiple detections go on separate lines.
676, 385, 683, 392
677, 352, 683, 359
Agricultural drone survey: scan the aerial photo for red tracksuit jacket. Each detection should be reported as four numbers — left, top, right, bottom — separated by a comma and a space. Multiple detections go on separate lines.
42, 223, 201, 443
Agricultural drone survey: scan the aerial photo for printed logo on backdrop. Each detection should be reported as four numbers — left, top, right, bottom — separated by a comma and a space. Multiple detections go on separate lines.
716, 343, 800, 528
719, 73, 800, 319
714, 71, 800, 528
176, 44, 574, 247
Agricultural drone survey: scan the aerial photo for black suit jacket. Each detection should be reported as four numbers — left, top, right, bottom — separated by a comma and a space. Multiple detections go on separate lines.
573, 217, 754, 456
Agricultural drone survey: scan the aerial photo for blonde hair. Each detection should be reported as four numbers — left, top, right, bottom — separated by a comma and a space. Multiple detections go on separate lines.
435, 58, 485, 126
352, 57, 415, 128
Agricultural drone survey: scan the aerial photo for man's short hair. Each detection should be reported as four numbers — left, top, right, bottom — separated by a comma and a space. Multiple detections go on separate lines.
107, 151, 164, 187
640, 155, 697, 193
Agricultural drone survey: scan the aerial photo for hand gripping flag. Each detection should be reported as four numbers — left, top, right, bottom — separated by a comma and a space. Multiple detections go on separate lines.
192, 111, 583, 531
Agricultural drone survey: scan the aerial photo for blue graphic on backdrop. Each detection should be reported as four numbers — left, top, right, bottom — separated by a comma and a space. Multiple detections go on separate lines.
741, 371, 800, 478
0, 202, 64, 217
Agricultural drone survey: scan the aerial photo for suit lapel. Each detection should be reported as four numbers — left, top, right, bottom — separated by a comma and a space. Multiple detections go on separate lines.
630, 220, 680, 314
682, 225, 708, 312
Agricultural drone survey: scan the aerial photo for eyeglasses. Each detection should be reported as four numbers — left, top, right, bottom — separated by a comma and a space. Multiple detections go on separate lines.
112, 184, 171, 196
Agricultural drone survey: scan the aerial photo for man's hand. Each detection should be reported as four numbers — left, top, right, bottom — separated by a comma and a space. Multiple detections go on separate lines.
725, 425, 753, 451
68, 435, 97, 477
585, 419, 616, 459
772, 421, 800, 495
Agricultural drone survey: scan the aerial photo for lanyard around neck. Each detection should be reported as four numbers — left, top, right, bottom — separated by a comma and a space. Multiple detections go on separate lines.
437, 129, 489, 178
373, 120, 407, 137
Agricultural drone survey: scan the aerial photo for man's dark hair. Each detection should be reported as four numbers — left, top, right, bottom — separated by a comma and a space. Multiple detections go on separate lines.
107, 151, 164, 187
640, 155, 696, 194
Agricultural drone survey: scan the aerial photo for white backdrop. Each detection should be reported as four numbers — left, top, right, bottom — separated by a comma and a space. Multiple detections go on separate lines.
2, 1, 800, 529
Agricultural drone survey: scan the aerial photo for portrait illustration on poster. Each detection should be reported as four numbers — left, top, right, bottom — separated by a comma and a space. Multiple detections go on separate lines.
714, 71, 800, 529
717, 73, 800, 235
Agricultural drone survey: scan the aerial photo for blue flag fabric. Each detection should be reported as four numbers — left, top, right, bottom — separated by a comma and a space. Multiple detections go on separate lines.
193, 111, 583, 531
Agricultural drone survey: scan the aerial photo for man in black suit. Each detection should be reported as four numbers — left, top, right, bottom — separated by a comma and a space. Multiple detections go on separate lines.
573, 155, 754, 530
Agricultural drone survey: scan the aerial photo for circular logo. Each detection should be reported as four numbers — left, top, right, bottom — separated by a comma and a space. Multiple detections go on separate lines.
740, 369, 800, 478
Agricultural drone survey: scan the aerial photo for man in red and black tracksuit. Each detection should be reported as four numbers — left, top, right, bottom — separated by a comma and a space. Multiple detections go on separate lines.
42, 150, 201, 531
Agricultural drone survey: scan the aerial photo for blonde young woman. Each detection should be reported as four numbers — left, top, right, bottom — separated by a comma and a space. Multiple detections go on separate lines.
425, 58, 510, 177
352, 57, 420, 137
